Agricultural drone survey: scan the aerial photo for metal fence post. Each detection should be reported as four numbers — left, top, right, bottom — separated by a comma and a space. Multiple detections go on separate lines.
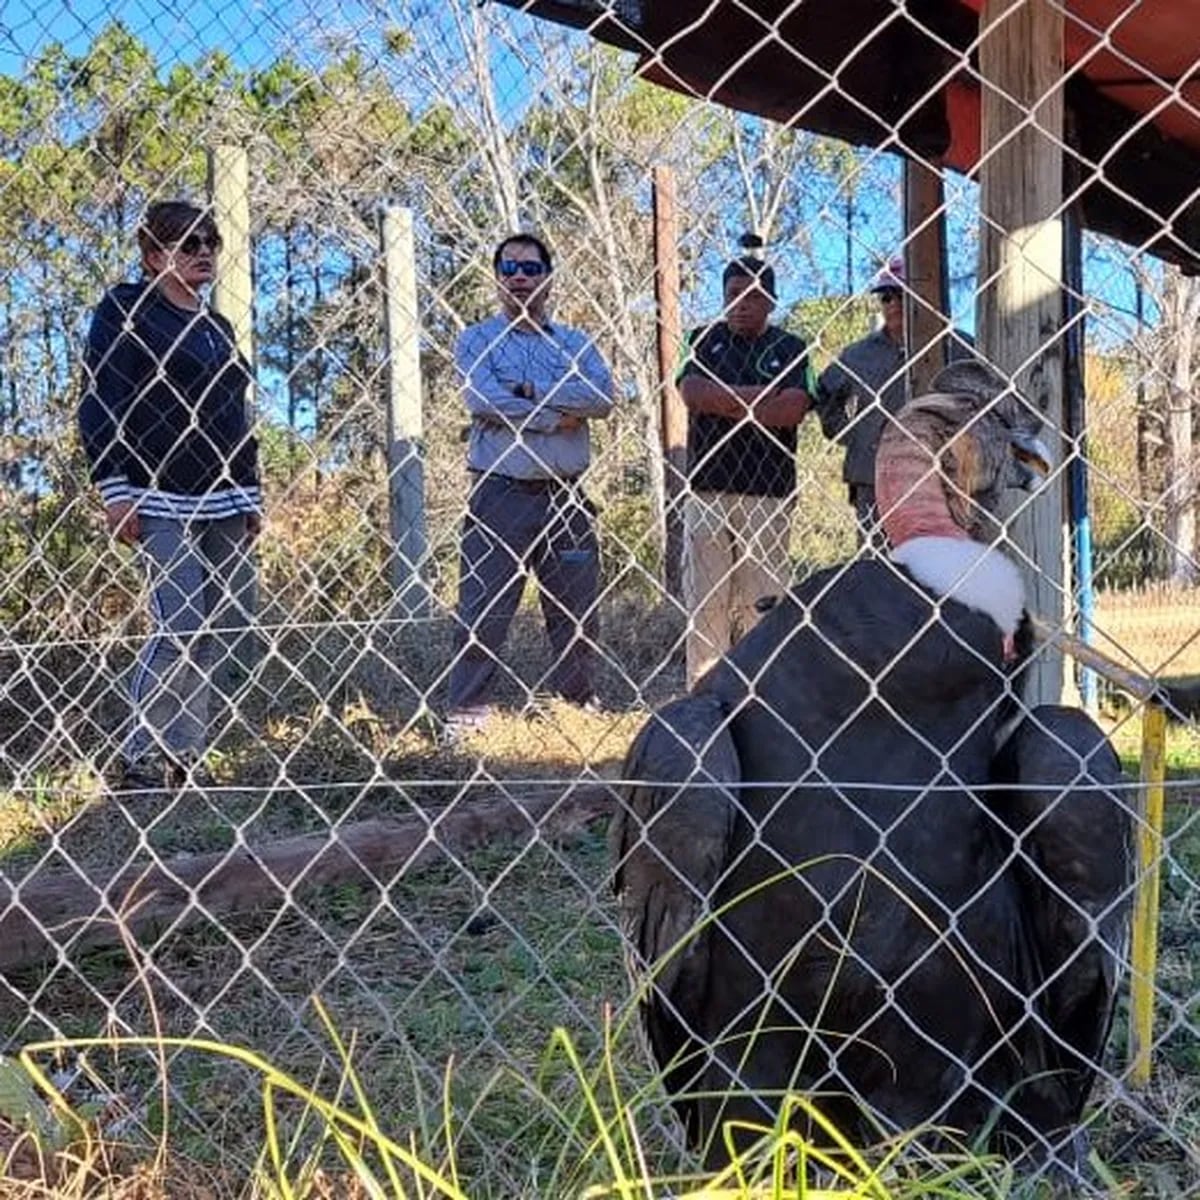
1130, 697, 1167, 1086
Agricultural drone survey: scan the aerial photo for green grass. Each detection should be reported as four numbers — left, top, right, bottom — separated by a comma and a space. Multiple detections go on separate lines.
0, 820, 637, 1188
6, 1017, 1038, 1200
1089, 702, 1200, 1195
1, 601, 1200, 1195
5, 780, 1199, 1195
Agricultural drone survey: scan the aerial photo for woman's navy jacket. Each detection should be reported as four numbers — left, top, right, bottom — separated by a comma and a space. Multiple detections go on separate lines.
79, 281, 258, 503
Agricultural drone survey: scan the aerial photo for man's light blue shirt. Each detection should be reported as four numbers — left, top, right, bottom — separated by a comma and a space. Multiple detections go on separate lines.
455, 313, 614, 481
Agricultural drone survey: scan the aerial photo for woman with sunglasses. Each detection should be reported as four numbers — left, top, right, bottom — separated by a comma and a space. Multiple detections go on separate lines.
79, 199, 260, 790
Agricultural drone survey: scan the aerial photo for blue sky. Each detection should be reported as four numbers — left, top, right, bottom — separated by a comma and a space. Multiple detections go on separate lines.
0, 0, 549, 78
1, 0, 327, 75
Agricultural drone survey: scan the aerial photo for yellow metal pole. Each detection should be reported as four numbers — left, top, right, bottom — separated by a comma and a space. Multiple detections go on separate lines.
1026, 616, 1168, 1083
1129, 698, 1167, 1086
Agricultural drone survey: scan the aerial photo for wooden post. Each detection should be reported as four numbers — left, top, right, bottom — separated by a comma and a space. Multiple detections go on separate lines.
653, 166, 688, 599
207, 146, 259, 697
209, 147, 255, 366
977, 0, 1066, 706
902, 157, 948, 396
380, 205, 429, 618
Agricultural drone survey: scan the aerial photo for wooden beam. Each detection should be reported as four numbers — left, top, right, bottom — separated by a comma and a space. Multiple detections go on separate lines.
0, 785, 614, 974
977, 0, 1066, 705
653, 166, 688, 599
903, 157, 948, 396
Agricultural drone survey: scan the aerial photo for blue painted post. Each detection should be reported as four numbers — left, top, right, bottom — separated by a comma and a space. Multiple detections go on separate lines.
1064, 206, 1097, 710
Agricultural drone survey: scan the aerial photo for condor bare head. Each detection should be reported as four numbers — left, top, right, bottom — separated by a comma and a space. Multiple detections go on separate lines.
875, 361, 1051, 548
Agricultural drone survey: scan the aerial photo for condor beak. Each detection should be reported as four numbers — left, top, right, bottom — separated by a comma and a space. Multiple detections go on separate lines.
1010, 431, 1052, 489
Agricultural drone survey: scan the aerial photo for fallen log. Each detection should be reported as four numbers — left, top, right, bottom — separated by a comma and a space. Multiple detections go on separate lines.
0, 782, 615, 974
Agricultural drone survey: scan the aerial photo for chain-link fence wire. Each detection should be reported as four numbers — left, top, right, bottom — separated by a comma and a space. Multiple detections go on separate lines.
0, 0, 1198, 1190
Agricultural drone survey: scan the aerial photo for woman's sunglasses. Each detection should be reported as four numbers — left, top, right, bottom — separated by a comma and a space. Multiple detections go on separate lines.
176, 232, 223, 256
498, 259, 549, 278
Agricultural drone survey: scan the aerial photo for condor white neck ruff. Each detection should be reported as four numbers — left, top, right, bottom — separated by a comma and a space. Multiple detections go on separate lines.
890, 536, 1025, 636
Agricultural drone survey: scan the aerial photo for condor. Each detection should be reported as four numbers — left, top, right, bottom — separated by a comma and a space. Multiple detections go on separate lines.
612, 362, 1131, 1175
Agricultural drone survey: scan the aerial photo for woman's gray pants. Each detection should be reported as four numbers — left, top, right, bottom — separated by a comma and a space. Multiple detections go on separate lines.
124, 513, 255, 764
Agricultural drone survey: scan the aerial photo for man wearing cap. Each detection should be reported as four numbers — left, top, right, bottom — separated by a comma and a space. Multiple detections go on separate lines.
816, 256, 974, 540
677, 250, 813, 686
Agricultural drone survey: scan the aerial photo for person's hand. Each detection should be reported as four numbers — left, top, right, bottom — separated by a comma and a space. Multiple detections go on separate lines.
105, 500, 139, 546
245, 512, 263, 541
557, 413, 585, 432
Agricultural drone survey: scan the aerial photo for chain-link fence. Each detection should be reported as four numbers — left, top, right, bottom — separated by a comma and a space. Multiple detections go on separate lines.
1, 0, 1198, 1193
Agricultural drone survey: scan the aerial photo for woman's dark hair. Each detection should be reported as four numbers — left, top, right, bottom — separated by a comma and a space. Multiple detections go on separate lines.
492, 233, 553, 273
137, 201, 219, 265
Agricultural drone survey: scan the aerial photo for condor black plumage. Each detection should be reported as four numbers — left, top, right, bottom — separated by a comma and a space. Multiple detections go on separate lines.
611, 363, 1131, 1172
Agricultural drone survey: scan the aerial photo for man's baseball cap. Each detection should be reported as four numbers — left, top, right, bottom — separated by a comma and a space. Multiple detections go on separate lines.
870, 256, 905, 293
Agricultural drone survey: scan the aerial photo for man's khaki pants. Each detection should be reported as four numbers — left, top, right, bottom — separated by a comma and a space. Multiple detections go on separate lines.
683, 490, 793, 686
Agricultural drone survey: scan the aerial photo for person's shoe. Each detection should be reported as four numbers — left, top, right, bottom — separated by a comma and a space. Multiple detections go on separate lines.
523, 692, 604, 720
116, 753, 174, 793
560, 692, 604, 716
165, 752, 215, 790
117, 750, 215, 793
520, 691, 557, 720
441, 705, 493, 745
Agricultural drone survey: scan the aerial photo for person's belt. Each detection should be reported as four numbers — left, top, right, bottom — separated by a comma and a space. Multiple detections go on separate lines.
470, 471, 579, 493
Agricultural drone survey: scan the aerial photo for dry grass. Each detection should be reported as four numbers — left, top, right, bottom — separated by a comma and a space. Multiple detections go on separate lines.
1093, 586, 1200, 679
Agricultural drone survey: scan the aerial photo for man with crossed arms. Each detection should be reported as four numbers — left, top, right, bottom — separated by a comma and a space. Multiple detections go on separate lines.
445, 233, 614, 738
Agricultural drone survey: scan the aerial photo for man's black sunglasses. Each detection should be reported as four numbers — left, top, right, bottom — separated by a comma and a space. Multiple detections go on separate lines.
498, 259, 549, 278
177, 233, 223, 255
875, 287, 903, 302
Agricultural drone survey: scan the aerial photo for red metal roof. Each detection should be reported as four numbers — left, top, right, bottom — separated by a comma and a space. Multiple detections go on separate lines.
991, 0, 1199, 154
496, 0, 1200, 271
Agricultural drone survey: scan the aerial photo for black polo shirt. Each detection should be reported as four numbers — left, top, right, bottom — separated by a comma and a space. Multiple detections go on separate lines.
678, 322, 811, 496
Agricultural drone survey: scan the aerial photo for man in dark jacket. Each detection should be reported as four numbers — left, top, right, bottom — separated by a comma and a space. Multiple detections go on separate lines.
677, 250, 812, 685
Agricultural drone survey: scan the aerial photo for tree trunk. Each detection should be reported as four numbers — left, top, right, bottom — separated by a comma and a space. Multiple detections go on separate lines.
1163, 272, 1200, 583
285, 224, 297, 458
466, 4, 520, 229
1165, 383, 1195, 583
